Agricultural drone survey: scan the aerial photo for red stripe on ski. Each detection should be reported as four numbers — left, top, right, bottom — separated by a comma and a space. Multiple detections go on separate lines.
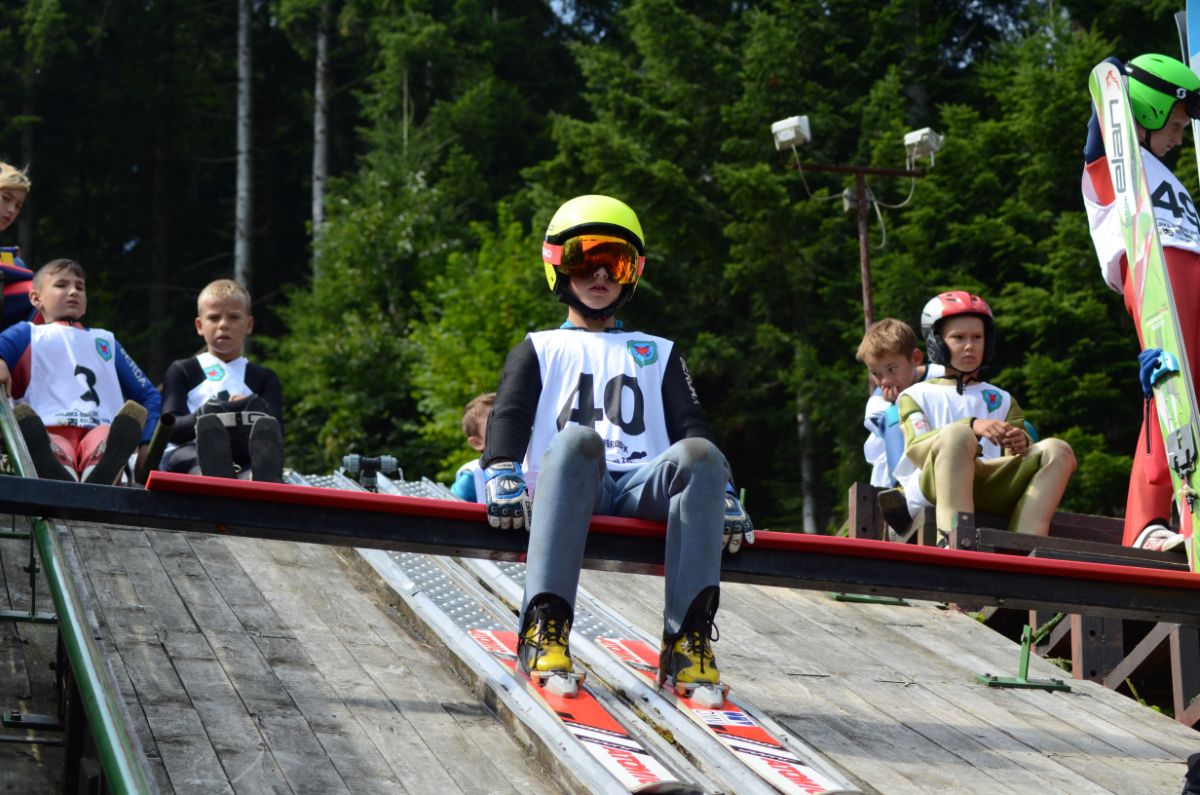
469, 629, 677, 790
598, 637, 839, 795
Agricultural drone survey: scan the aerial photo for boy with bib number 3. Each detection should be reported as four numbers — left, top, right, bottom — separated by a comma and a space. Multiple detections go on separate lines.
480, 195, 752, 706
0, 258, 160, 483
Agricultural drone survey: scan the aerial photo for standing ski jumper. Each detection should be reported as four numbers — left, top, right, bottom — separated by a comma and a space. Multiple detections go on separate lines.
1083, 54, 1200, 546
481, 195, 753, 705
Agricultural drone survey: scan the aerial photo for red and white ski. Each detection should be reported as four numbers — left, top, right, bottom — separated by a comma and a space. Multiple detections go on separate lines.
597, 636, 842, 795
469, 629, 697, 794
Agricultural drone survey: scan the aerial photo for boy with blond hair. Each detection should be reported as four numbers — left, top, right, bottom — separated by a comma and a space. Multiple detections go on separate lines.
0, 162, 36, 329
856, 318, 938, 488
160, 279, 284, 481
450, 392, 495, 501
0, 258, 159, 483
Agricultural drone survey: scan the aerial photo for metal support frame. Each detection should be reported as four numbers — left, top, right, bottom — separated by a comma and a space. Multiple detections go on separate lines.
976, 626, 1071, 692
0, 513, 55, 624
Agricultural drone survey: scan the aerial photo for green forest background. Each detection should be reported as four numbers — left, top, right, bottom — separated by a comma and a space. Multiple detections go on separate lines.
0, 1, 1186, 532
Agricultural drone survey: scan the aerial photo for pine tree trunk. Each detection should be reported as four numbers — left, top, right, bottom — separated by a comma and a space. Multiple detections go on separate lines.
796, 388, 817, 534
311, 1, 330, 256
234, 0, 254, 289
18, 51, 34, 259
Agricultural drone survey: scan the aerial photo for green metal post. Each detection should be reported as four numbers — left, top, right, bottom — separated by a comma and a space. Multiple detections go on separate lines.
32, 516, 153, 793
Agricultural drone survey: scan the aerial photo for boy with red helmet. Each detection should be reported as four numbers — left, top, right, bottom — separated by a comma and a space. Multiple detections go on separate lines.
1083, 54, 1200, 551
892, 291, 1076, 538
480, 194, 751, 705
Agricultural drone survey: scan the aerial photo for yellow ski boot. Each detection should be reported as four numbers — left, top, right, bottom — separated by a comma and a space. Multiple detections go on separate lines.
659, 587, 729, 708
517, 595, 584, 697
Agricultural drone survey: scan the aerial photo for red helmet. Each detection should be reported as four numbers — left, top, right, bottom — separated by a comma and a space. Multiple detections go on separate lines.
920, 291, 995, 368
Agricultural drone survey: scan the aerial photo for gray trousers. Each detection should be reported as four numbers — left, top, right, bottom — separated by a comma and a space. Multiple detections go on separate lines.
520, 426, 726, 637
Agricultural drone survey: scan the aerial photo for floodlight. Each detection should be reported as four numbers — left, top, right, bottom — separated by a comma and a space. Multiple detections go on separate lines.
771, 116, 811, 150
904, 127, 943, 165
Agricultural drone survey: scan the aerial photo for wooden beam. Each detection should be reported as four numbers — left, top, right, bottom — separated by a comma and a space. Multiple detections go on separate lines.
3, 473, 1200, 625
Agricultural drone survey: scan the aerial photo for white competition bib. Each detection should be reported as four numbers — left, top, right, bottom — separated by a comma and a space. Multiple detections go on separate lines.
892, 379, 1015, 515
187, 353, 251, 413
1085, 150, 1200, 293
525, 330, 673, 489
25, 324, 124, 427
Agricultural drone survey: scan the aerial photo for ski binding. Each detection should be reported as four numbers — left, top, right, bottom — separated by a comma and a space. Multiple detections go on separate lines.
530, 668, 586, 697
669, 681, 730, 708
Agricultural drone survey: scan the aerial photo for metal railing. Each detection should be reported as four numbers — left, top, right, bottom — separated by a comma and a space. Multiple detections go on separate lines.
0, 391, 154, 794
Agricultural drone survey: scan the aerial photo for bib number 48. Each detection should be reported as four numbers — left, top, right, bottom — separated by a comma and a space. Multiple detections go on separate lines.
557, 373, 645, 435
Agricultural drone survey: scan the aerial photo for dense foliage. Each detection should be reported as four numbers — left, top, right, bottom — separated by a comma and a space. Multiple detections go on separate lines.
0, 1, 1189, 530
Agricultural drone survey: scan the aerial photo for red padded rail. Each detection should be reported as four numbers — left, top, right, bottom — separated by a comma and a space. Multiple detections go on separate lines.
145, 471, 1200, 592
145, 471, 668, 537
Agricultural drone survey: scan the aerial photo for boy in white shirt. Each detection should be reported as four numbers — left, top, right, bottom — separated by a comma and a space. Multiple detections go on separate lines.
894, 291, 1075, 539
160, 279, 283, 481
856, 318, 938, 488
0, 258, 159, 483
480, 195, 751, 705
449, 392, 494, 502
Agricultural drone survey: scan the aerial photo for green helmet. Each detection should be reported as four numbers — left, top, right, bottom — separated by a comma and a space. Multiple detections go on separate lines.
542, 195, 646, 318
1126, 54, 1200, 131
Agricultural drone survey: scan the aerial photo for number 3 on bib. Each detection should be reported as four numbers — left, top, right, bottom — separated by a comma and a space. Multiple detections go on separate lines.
556, 372, 645, 435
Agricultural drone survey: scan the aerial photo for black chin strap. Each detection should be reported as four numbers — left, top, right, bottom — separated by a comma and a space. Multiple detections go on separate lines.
951, 369, 982, 395
554, 281, 629, 319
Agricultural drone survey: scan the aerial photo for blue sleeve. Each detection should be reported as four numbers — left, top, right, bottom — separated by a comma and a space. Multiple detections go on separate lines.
1084, 56, 1125, 164
0, 261, 31, 283
0, 322, 30, 368
113, 340, 162, 444
450, 470, 477, 501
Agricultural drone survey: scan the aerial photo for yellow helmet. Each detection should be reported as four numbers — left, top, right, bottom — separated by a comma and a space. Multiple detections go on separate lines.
542, 195, 645, 318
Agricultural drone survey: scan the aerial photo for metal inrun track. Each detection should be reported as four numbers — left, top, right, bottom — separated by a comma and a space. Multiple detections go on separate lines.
299, 471, 717, 794
367, 472, 860, 795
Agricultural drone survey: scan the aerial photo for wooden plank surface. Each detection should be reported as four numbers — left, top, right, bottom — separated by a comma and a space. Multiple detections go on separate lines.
580, 568, 1199, 794
59, 522, 558, 795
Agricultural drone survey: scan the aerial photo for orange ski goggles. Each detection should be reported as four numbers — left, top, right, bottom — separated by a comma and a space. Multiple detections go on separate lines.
542, 235, 645, 285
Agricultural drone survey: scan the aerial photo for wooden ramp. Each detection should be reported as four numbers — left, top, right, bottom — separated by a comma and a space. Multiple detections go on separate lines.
578, 568, 1198, 794
5, 515, 1200, 794
1, 520, 557, 794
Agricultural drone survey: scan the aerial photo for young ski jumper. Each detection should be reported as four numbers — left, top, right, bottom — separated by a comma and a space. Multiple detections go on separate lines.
0, 259, 160, 483
160, 279, 284, 482
449, 392, 494, 502
893, 292, 1075, 538
480, 195, 753, 704
1082, 54, 1200, 551
0, 163, 36, 330
857, 318, 940, 488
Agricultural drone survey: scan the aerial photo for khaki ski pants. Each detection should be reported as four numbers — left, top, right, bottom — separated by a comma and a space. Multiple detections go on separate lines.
909, 422, 1075, 535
